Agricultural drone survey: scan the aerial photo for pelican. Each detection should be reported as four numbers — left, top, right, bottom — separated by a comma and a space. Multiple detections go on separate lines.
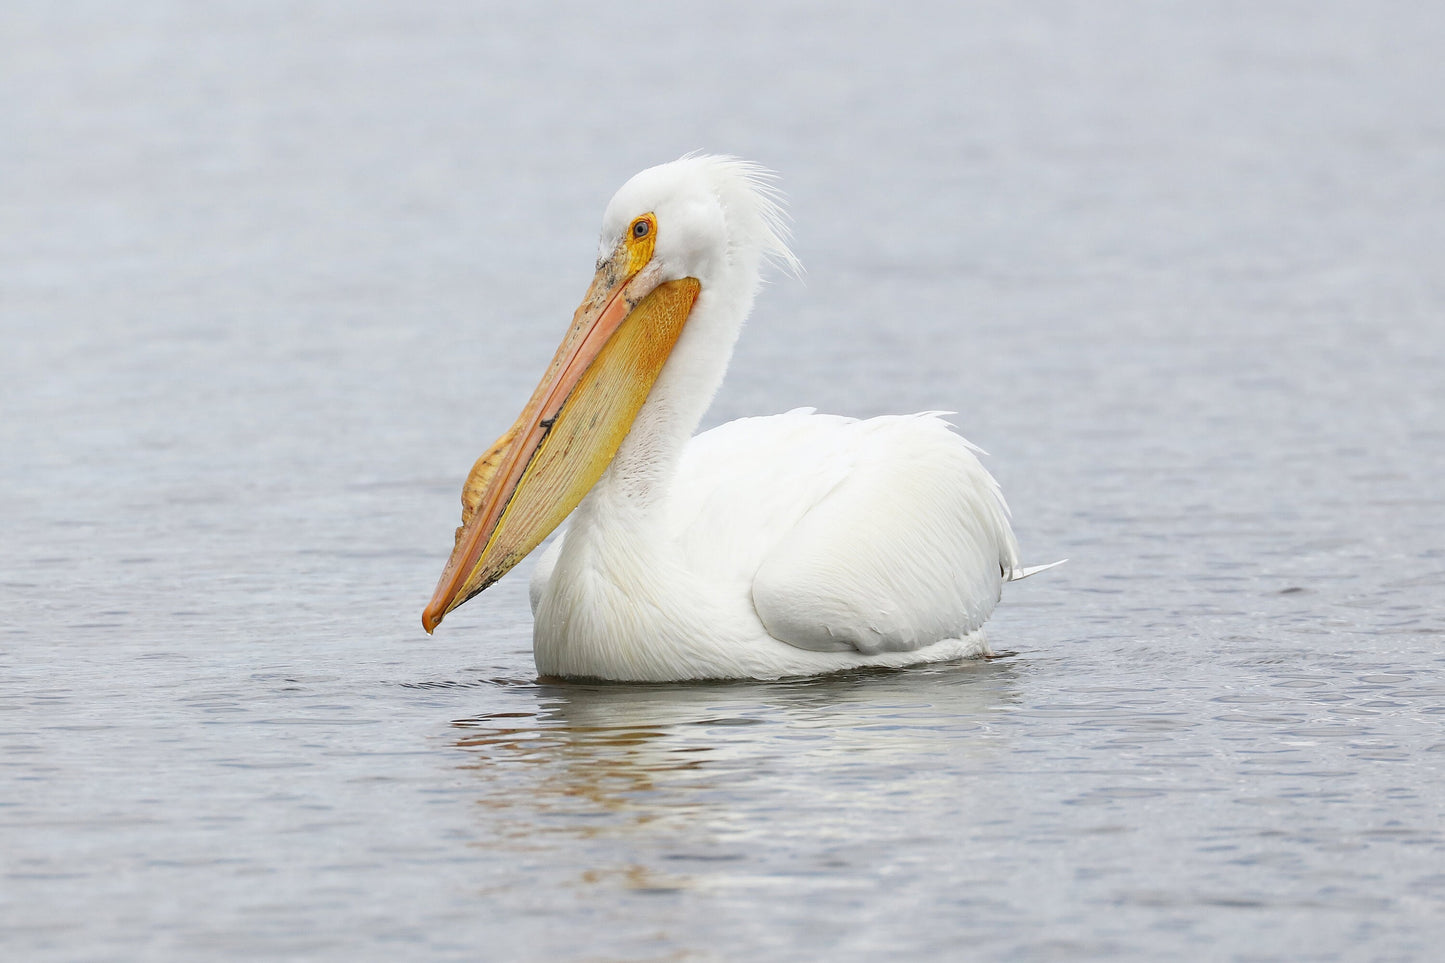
423, 155, 1056, 681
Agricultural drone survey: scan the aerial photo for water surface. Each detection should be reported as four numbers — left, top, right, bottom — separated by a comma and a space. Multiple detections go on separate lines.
3, 2, 1444, 959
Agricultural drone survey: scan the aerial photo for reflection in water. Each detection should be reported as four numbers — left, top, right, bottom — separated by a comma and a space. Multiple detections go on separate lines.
451, 662, 1021, 895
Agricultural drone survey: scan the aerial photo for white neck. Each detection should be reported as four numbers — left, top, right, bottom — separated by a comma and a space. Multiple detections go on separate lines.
582, 270, 759, 522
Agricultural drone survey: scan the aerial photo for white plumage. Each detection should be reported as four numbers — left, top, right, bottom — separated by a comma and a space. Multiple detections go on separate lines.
529, 407, 1026, 680
499, 156, 1047, 681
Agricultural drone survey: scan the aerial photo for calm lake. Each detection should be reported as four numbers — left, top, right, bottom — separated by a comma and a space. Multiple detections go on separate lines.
3, 2, 1443, 959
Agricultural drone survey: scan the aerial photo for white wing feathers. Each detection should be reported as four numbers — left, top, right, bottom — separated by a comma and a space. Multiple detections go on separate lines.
677, 411, 1021, 657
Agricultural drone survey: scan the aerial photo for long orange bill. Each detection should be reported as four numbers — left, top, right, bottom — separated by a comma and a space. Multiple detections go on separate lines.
422, 241, 700, 632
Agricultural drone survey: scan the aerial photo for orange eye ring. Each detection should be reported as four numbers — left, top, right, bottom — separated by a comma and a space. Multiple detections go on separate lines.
623, 214, 657, 274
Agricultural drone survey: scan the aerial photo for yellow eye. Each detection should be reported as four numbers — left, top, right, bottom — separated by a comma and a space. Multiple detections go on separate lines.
624, 214, 656, 274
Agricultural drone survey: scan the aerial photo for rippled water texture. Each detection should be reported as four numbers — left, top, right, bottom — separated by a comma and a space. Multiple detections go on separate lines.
3, 2, 1444, 960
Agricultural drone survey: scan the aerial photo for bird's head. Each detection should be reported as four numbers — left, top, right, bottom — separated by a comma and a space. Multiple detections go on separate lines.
421, 156, 796, 633
595, 155, 797, 301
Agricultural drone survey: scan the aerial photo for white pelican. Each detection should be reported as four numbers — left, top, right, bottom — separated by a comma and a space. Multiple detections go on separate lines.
423, 156, 1056, 681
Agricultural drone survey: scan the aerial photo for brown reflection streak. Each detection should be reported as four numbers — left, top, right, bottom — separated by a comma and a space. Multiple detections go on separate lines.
454, 720, 706, 820
451, 701, 719, 893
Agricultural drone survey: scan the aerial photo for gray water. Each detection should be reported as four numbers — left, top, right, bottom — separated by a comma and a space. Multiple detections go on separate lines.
3, 2, 1444, 960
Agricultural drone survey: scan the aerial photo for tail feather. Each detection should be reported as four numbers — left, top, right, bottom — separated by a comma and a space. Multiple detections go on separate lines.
1007, 559, 1068, 581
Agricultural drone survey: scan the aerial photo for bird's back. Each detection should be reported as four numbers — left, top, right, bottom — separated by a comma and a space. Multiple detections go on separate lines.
670, 409, 1020, 655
